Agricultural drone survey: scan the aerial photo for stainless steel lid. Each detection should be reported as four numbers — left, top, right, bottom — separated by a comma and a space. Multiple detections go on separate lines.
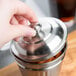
11, 17, 67, 62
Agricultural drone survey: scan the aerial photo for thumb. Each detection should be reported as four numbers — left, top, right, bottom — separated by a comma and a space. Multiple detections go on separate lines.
10, 25, 36, 39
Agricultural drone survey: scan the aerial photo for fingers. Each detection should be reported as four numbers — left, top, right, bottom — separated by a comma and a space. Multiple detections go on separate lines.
10, 15, 28, 25
14, 15, 37, 27
10, 15, 35, 41
14, 1, 38, 23
10, 15, 29, 41
15, 15, 28, 25
10, 25, 36, 39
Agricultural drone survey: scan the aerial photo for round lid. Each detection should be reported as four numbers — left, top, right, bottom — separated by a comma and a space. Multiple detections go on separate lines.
11, 17, 67, 62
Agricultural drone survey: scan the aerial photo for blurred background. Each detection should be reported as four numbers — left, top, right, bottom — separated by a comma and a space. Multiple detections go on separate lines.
0, 0, 76, 68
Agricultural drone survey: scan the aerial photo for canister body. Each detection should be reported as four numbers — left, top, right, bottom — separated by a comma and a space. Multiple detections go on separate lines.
12, 43, 66, 76
19, 64, 61, 76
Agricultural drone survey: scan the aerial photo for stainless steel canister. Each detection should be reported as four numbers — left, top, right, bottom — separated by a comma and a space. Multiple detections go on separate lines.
11, 17, 67, 76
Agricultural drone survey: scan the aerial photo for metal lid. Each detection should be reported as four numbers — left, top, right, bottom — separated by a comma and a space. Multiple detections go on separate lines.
11, 17, 67, 62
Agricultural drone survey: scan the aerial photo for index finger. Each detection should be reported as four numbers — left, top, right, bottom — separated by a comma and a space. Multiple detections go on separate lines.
14, 1, 38, 23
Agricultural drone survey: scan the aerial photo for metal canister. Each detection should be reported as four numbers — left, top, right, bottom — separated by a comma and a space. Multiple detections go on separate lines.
11, 17, 67, 76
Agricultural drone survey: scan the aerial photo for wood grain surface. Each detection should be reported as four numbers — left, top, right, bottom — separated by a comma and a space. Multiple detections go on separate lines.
59, 31, 76, 76
0, 31, 76, 76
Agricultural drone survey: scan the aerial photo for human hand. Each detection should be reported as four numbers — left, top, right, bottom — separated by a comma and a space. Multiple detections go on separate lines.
0, 0, 38, 47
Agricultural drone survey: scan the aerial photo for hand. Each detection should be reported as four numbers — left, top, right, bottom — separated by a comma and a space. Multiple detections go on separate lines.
0, 0, 38, 47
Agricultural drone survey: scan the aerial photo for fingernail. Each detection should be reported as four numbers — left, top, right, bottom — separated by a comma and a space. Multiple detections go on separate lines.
27, 28, 36, 37
31, 29, 36, 36
30, 18, 38, 23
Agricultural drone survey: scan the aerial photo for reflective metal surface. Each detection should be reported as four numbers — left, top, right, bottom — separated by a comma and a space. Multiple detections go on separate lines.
14, 43, 66, 76
11, 17, 67, 62
11, 17, 67, 76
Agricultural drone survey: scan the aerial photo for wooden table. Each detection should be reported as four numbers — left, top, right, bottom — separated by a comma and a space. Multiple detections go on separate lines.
0, 31, 76, 76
